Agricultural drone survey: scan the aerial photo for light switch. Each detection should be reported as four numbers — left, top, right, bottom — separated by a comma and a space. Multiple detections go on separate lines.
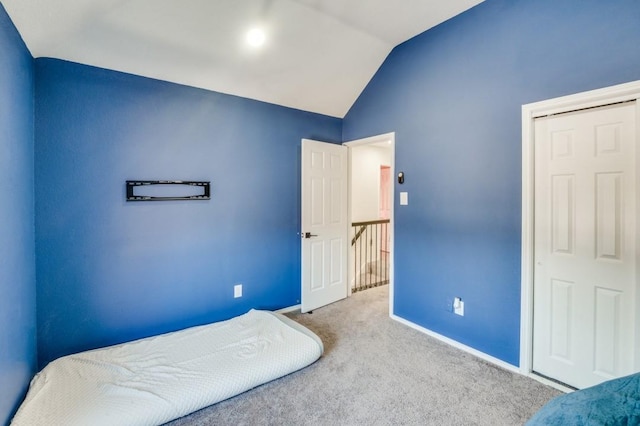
400, 192, 408, 205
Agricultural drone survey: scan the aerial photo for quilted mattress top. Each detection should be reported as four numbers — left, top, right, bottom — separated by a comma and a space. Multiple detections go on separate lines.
11, 309, 323, 426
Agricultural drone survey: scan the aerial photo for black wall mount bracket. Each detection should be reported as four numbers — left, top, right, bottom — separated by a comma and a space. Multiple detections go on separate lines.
126, 180, 210, 201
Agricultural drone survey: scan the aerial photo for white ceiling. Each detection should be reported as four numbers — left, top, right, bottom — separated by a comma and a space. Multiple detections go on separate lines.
2, 0, 484, 118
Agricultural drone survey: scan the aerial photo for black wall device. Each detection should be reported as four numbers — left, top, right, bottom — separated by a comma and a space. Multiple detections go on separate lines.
126, 180, 210, 201
398, 172, 404, 184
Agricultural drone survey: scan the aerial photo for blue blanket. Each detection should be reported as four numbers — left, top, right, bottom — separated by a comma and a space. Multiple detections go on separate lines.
527, 373, 640, 425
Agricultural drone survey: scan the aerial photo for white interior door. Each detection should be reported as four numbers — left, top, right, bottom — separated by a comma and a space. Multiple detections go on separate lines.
533, 102, 637, 389
301, 139, 348, 313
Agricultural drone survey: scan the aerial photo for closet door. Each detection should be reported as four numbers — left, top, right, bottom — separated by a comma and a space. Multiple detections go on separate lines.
533, 102, 637, 389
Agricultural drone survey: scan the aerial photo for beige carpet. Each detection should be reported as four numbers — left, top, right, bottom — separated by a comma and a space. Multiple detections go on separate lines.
167, 285, 560, 425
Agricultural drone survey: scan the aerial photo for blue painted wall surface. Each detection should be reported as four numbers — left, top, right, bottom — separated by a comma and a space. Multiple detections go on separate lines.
0, 4, 36, 424
343, 0, 640, 365
35, 59, 341, 367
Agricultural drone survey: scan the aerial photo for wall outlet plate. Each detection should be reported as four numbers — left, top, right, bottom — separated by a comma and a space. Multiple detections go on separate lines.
445, 298, 454, 312
234, 284, 242, 298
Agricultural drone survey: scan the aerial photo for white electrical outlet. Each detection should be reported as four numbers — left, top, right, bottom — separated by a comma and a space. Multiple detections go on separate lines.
453, 297, 464, 316
234, 284, 242, 298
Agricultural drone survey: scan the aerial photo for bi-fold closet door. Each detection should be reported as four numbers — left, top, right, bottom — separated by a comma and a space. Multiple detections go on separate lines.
533, 102, 637, 389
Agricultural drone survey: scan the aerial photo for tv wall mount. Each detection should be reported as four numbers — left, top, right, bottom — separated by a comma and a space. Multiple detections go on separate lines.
126, 180, 210, 201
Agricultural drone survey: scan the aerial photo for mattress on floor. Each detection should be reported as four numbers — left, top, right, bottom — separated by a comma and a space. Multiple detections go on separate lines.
11, 309, 323, 426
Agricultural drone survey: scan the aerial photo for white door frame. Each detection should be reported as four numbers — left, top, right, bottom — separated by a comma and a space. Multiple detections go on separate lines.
344, 132, 395, 316
520, 80, 640, 379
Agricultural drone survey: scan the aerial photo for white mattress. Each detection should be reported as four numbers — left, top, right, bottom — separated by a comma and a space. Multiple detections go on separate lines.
12, 309, 323, 426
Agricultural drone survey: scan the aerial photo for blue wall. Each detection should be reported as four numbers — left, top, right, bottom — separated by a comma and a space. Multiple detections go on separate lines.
35, 59, 341, 367
344, 0, 640, 365
0, 4, 36, 424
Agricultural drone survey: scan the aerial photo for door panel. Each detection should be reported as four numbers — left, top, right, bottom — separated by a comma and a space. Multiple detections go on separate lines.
595, 172, 622, 260
533, 102, 637, 389
301, 139, 348, 313
551, 174, 574, 254
549, 278, 573, 363
593, 287, 620, 376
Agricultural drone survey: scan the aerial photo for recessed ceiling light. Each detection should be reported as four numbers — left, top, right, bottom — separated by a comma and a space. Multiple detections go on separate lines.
246, 28, 266, 47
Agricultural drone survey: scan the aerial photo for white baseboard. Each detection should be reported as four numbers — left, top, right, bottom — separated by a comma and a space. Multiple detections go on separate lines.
275, 304, 301, 314
390, 314, 520, 374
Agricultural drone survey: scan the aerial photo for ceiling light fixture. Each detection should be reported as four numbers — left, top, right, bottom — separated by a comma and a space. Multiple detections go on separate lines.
246, 28, 266, 47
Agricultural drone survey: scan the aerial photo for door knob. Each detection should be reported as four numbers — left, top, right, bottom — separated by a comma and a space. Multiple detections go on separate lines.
304, 232, 318, 238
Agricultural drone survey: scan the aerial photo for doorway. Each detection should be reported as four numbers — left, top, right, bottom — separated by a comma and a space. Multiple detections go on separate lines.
521, 81, 640, 389
345, 133, 395, 313
299, 133, 395, 314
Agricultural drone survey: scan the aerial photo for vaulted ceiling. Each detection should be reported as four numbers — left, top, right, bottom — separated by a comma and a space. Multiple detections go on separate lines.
2, 0, 484, 117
